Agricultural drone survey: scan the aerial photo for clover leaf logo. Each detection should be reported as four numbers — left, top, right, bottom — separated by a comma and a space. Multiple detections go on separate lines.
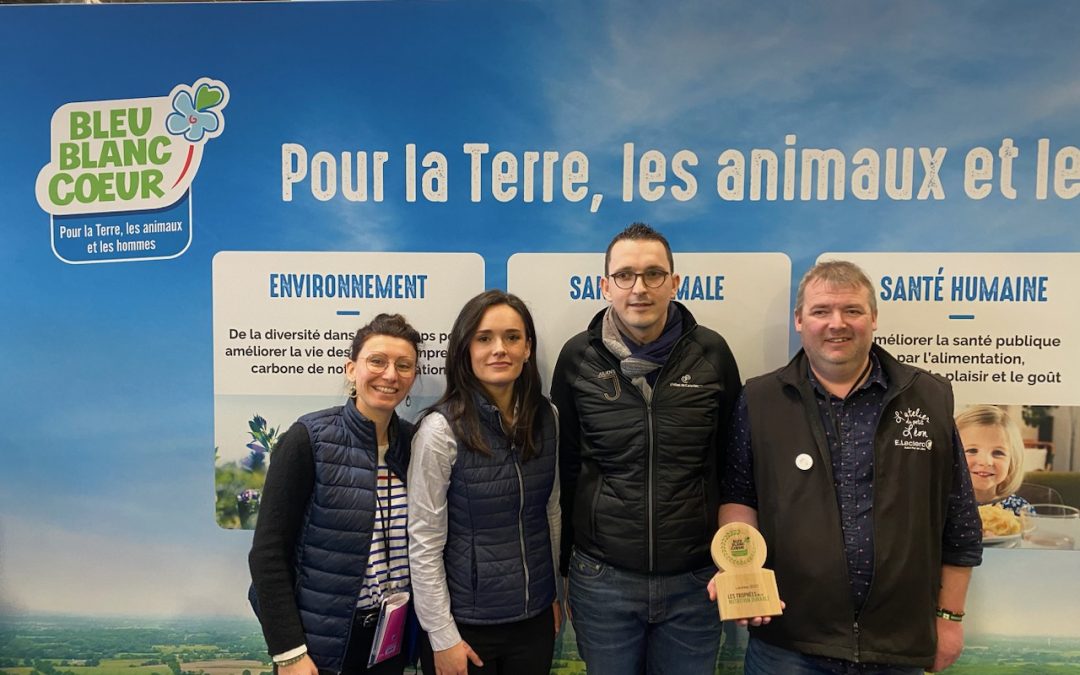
166, 82, 226, 142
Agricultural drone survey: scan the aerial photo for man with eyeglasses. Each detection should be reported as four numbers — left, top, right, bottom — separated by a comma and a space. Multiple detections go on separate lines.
550, 223, 742, 675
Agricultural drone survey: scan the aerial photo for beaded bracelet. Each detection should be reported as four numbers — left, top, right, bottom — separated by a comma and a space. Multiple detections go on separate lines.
935, 607, 964, 622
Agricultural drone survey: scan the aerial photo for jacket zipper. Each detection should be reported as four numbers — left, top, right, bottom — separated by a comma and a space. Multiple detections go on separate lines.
646, 398, 655, 572
512, 443, 530, 613
596, 329, 695, 575
855, 375, 913, 624
846, 363, 915, 663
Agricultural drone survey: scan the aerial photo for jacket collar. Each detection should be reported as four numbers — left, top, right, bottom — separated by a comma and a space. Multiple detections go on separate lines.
344, 399, 381, 443
342, 399, 411, 482
778, 343, 915, 394
473, 389, 510, 436
587, 300, 698, 343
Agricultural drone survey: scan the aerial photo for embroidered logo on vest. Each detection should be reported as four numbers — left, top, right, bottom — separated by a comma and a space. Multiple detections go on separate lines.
598, 369, 621, 400
669, 373, 702, 388
893, 407, 933, 451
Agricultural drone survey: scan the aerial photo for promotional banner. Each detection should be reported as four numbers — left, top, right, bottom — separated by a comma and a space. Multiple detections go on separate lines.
838, 252, 1079, 406
212, 251, 483, 527
2, 2, 1080, 674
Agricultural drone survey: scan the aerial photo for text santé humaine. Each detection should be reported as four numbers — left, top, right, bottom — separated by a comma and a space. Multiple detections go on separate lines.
279, 136, 1080, 207
879, 268, 1049, 304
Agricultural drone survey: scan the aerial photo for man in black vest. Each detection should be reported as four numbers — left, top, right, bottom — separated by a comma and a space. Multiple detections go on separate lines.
717, 260, 982, 673
551, 223, 742, 675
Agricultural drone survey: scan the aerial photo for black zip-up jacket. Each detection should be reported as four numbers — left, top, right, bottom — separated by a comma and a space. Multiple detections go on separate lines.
551, 302, 741, 575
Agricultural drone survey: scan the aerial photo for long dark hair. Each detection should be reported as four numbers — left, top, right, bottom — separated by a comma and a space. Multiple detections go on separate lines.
429, 290, 546, 460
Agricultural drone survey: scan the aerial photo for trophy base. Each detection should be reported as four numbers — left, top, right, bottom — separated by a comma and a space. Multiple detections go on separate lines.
714, 569, 783, 621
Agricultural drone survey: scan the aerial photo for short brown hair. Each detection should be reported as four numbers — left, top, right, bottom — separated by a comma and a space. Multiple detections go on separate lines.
605, 222, 674, 275
349, 313, 422, 360
795, 260, 877, 316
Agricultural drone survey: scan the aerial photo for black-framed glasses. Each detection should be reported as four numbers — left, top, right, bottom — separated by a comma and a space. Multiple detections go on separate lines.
364, 353, 417, 376
608, 268, 671, 289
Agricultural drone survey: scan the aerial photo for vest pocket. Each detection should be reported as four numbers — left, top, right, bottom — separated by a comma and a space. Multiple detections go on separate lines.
471, 539, 479, 590
589, 477, 602, 539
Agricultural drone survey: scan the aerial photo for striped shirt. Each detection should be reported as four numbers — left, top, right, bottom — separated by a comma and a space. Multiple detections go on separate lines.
357, 450, 410, 609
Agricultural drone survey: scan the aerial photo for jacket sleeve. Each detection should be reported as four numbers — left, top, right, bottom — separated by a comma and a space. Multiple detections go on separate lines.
934, 375, 982, 567
941, 426, 984, 567
546, 402, 563, 593
248, 422, 315, 656
407, 413, 462, 652
720, 391, 758, 508
550, 338, 583, 577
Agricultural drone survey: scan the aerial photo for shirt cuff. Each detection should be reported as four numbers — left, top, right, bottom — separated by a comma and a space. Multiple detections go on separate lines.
272, 645, 307, 663
427, 621, 463, 652
719, 495, 758, 509
941, 549, 983, 568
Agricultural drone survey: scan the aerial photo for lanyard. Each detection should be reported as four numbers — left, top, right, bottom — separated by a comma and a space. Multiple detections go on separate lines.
372, 465, 396, 595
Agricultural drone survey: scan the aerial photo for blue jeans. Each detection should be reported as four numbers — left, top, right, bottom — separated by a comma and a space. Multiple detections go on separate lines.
745, 637, 924, 675
568, 547, 721, 675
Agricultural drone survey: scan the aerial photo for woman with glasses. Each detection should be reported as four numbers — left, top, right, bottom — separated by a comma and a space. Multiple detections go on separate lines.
249, 313, 422, 675
409, 290, 561, 675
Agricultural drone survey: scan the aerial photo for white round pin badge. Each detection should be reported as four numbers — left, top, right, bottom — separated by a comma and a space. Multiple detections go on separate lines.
795, 453, 813, 471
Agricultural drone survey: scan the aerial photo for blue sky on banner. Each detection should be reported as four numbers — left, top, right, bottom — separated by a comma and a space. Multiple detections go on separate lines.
1, 0, 1079, 618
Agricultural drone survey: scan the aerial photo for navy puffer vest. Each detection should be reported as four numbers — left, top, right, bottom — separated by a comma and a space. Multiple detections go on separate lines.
439, 396, 557, 625
295, 404, 411, 672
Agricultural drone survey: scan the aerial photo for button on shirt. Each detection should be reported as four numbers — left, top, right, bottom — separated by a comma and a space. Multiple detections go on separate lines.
721, 354, 983, 613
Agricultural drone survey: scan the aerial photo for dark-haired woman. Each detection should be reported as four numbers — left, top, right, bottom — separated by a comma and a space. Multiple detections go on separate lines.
249, 314, 422, 675
409, 290, 561, 675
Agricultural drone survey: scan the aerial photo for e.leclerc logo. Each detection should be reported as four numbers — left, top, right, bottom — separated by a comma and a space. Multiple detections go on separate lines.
36, 78, 229, 264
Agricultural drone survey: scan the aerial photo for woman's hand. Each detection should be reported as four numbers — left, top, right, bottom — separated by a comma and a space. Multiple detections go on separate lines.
434, 640, 484, 675
277, 654, 318, 675
552, 600, 563, 635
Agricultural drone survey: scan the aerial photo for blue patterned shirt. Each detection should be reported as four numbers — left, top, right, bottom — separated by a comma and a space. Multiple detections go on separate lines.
990, 493, 1031, 516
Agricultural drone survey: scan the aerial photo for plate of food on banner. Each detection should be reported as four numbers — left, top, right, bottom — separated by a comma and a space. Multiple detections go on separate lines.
979, 504, 1024, 547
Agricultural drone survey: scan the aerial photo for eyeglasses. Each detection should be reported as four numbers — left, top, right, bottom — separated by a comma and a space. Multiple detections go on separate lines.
608, 268, 671, 289
364, 353, 417, 376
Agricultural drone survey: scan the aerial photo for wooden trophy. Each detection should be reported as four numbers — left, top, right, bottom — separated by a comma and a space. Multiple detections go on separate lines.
711, 522, 783, 620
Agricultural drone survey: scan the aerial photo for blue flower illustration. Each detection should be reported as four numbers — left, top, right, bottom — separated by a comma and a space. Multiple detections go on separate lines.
166, 83, 223, 142
240, 442, 267, 472
239, 413, 279, 472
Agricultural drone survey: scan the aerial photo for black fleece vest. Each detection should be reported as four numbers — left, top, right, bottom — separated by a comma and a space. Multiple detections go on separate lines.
746, 346, 954, 668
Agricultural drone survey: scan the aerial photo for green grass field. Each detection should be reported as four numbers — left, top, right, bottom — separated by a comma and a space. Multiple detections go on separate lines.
1, 658, 268, 675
